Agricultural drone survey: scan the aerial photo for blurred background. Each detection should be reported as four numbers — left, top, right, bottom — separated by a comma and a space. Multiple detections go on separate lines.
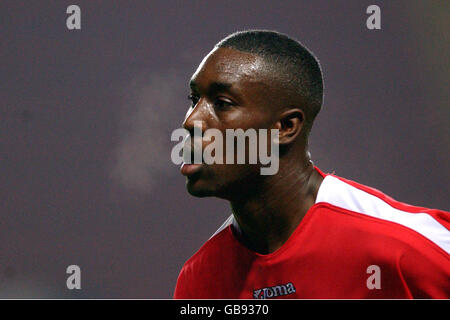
0, 0, 448, 298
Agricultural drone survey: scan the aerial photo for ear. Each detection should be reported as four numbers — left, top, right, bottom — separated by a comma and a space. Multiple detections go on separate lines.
274, 108, 305, 145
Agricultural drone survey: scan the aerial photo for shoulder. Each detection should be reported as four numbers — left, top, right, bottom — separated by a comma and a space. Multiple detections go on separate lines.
174, 216, 235, 297
315, 172, 450, 256
315, 172, 450, 297
184, 215, 235, 269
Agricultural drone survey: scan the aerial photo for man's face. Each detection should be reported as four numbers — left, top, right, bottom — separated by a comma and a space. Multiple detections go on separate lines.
181, 47, 278, 199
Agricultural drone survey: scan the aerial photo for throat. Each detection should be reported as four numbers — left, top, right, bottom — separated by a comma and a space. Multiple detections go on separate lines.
229, 165, 323, 255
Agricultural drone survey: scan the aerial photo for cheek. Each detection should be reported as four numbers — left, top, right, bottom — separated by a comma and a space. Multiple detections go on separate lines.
221, 106, 273, 131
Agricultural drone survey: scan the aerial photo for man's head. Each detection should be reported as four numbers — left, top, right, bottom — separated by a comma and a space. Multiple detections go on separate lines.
216, 30, 324, 132
181, 30, 324, 199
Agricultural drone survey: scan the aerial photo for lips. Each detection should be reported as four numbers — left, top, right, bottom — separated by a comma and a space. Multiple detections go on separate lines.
180, 163, 203, 176
181, 136, 204, 177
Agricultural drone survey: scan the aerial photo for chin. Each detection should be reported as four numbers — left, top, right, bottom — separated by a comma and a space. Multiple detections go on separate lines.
186, 185, 214, 198
183, 164, 253, 199
186, 179, 217, 198
186, 175, 233, 199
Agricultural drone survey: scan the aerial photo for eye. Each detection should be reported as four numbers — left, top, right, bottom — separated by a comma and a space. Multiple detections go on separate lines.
214, 98, 233, 110
187, 94, 199, 107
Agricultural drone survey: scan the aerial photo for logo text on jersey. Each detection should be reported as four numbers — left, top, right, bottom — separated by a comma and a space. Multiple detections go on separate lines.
253, 282, 296, 299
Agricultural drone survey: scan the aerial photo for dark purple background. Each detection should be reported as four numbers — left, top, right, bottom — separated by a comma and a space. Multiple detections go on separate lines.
0, 1, 448, 298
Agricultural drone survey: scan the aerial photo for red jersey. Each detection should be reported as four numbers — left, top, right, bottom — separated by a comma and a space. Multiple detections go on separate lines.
174, 168, 450, 299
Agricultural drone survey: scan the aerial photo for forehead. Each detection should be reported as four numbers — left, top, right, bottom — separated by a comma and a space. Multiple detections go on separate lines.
190, 47, 268, 90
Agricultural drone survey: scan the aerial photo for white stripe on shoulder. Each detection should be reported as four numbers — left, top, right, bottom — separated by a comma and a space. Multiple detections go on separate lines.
316, 175, 450, 254
210, 214, 234, 239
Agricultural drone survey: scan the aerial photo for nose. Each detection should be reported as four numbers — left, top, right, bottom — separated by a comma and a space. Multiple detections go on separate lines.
182, 99, 206, 134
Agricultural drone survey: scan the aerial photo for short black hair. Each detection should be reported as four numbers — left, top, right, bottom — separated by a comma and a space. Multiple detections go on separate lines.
216, 30, 324, 132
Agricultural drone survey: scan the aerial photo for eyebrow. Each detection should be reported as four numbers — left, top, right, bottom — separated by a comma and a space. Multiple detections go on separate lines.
189, 80, 233, 94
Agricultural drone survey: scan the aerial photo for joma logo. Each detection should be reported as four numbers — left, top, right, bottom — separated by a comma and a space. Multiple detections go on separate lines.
253, 282, 296, 299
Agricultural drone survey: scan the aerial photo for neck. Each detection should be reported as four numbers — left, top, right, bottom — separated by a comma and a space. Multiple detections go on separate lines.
229, 155, 323, 254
